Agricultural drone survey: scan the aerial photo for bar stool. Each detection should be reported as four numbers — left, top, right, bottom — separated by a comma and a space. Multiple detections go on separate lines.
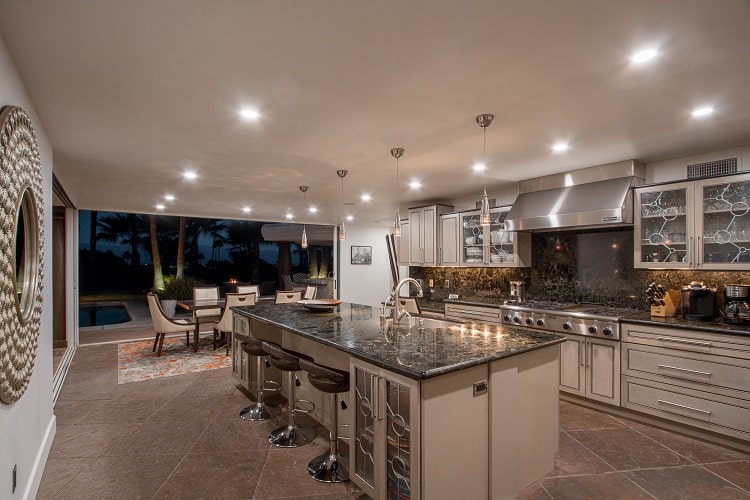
298, 358, 350, 483
261, 341, 317, 447
237, 333, 281, 421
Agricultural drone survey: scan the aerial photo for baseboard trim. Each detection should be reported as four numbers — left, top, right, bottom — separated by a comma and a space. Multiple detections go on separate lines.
22, 414, 56, 500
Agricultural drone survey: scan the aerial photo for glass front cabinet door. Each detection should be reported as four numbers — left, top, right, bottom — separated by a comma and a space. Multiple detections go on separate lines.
351, 358, 420, 500
460, 207, 530, 267
635, 173, 750, 269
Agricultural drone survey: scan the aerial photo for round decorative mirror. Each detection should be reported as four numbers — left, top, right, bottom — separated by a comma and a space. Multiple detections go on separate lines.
14, 186, 40, 324
0, 105, 45, 405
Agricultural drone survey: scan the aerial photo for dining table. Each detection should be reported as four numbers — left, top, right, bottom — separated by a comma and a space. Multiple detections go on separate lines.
177, 298, 227, 352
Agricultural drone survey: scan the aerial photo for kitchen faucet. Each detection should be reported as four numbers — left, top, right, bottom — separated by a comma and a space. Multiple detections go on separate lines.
384, 278, 424, 323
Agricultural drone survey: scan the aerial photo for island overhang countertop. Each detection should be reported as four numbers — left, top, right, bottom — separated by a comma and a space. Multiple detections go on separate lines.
231, 302, 565, 379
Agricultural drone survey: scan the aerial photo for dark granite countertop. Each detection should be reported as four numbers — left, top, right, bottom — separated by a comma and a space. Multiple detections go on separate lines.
231, 302, 565, 380
622, 312, 750, 338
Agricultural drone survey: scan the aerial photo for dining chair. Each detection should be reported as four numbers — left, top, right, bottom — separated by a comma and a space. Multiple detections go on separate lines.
236, 284, 260, 297
212, 292, 256, 354
275, 290, 302, 303
303, 285, 317, 300
146, 292, 195, 356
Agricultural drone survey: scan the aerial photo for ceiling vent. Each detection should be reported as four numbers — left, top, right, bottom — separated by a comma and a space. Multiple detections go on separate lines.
686, 156, 739, 179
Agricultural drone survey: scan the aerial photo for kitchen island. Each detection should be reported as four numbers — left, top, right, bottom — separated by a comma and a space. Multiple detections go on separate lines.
232, 302, 565, 500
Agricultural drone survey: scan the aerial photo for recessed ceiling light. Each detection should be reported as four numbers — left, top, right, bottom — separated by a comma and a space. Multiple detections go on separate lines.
239, 107, 261, 121
361, 194, 371, 202
309, 206, 318, 213
409, 180, 422, 189
242, 206, 252, 213
691, 106, 714, 118
472, 162, 487, 173
630, 48, 658, 64
155, 204, 165, 210
346, 215, 354, 221
285, 213, 293, 220
164, 194, 175, 201
184, 171, 198, 181
552, 142, 570, 153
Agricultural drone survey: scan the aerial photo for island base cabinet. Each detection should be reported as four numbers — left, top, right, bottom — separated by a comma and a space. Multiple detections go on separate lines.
350, 359, 491, 500
351, 359, 420, 500
491, 345, 559, 500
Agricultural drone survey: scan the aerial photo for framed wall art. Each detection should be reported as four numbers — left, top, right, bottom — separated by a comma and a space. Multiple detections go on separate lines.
351, 245, 372, 265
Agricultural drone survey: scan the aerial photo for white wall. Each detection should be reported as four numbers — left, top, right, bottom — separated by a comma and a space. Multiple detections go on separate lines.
338, 224, 393, 307
0, 35, 55, 500
646, 146, 750, 183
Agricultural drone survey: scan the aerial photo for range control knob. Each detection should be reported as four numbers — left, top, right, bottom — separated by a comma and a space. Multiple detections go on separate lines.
525, 317, 534, 325
503, 314, 511, 322
602, 327, 613, 336
562, 322, 572, 330
513, 316, 522, 324
588, 325, 598, 334
536, 318, 545, 327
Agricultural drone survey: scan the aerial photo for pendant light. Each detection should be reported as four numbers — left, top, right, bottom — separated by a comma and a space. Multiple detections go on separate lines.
391, 147, 405, 237
336, 169, 348, 241
476, 113, 494, 226
299, 185, 309, 249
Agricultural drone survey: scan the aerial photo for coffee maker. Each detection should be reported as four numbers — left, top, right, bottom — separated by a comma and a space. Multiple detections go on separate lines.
509, 280, 526, 303
724, 284, 750, 325
680, 281, 716, 322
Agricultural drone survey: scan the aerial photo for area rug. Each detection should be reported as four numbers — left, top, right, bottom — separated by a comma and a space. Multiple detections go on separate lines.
117, 336, 231, 384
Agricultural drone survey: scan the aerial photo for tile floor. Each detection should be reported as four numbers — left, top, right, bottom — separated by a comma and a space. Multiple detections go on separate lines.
40, 342, 750, 499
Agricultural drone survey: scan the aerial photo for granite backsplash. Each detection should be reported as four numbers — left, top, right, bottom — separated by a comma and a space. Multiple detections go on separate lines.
410, 228, 750, 311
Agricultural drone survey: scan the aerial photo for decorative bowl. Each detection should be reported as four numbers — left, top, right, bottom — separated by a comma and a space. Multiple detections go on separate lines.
298, 299, 342, 312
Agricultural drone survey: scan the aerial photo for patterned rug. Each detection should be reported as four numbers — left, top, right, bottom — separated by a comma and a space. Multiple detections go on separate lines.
117, 336, 231, 384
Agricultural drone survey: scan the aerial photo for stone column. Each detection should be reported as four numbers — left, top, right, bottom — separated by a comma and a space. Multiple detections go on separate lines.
277, 241, 292, 289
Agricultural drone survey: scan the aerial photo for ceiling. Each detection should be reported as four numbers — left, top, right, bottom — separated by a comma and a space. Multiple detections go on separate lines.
2, 0, 750, 227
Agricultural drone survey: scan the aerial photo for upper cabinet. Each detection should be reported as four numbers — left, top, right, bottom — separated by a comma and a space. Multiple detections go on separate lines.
408, 205, 453, 266
397, 219, 410, 266
634, 173, 750, 269
439, 213, 460, 266
458, 207, 531, 267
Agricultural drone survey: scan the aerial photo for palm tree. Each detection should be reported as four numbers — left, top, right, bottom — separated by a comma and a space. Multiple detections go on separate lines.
225, 220, 264, 282
89, 210, 98, 252
205, 219, 228, 262
176, 216, 186, 278
149, 214, 164, 290
97, 213, 147, 270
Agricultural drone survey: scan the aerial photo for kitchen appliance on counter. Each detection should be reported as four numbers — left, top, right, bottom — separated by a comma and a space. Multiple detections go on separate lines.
680, 281, 716, 322
724, 284, 750, 325
509, 280, 526, 302
501, 301, 639, 340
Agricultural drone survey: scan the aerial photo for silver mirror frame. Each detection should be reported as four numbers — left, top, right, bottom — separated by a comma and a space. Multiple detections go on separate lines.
0, 105, 45, 405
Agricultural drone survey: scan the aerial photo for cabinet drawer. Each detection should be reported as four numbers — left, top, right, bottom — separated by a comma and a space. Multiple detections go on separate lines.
624, 344, 750, 395
624, 377, 750, 437
622, 323, 750, 359
444, 304, 501, 324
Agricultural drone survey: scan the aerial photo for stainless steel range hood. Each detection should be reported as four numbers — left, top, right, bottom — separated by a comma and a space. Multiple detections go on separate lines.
505, 160, 645, 231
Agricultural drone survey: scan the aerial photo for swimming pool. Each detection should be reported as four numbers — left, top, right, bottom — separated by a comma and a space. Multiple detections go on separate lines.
79, 303, 132, 327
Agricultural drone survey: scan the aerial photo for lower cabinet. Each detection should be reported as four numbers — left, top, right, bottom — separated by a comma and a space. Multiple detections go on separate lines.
621, 323, 750, 441
351, 358, 421, 500
559, 333, 620, 405
231, 313, 251, 390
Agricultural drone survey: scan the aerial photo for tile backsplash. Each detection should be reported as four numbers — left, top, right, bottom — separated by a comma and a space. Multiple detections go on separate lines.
411, 228, 750, 310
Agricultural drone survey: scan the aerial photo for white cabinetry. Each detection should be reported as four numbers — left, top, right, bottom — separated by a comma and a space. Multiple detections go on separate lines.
634, 173, 750, 269
438, 213, 460, 266
397, 219, 410, 266
444, 302, 502, 324
231, 314, 251, 390
408, 204, 453, 266
621, 323, 750, 441
559, 333, 620, 405
351, 358, 421, 500
459, 207, 530, 267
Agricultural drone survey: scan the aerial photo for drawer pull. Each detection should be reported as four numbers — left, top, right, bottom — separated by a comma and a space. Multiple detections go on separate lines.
657, 399, 712, 416
657, 364, 712, 379
657, 336, 713, 348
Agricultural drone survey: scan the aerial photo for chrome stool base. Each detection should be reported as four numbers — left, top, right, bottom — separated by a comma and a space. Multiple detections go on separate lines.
268, 424, 317, 448
239, 403, 280, 421
307, 452, 349, 483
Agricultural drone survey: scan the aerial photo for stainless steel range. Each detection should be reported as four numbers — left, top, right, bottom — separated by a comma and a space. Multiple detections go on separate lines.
500, 301, 639, 340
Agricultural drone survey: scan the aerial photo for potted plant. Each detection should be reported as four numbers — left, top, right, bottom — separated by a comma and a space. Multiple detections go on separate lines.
156, 276, 200, 318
